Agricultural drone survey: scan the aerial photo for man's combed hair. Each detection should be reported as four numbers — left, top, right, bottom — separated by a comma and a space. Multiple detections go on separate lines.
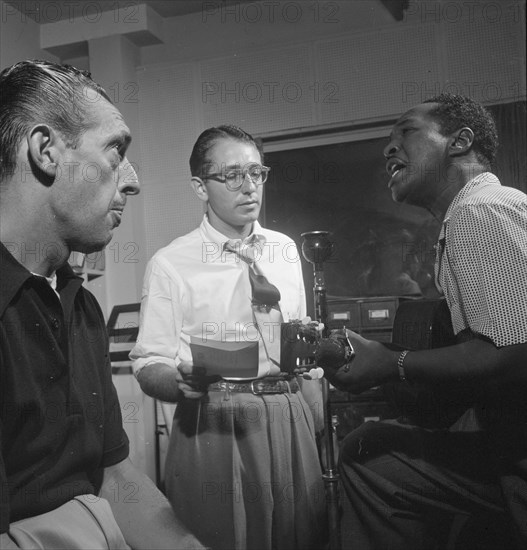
0, 59, 110, 182
189, 124, 264, 178
424, 93, 498, 169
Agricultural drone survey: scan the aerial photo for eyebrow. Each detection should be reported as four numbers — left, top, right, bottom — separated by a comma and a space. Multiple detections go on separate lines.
106, 130, 132, 149
395, 114, 417, 127
388, 116, 416, 140
225, 161, 261, 169
216, 163, 249, 172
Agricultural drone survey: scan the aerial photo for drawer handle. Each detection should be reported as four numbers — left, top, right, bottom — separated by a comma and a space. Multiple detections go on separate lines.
331, 311, 351, 321
368, 309, 389, 320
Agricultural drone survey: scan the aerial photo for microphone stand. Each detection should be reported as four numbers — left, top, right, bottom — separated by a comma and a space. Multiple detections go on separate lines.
301, 231, 341, 550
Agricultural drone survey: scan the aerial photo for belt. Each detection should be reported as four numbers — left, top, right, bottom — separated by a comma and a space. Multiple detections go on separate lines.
208, 376, 299, 395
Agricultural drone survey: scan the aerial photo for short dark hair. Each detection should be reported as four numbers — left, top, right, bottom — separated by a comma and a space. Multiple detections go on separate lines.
0, 59, 110, 182
423, 93, 498, 169
189, 124, 264, 177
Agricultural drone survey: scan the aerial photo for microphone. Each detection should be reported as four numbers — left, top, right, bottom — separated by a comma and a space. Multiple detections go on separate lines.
315, 333, 354, 370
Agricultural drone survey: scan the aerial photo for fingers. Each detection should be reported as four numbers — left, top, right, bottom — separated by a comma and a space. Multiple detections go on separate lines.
177, 374, 208, 399
176, 362, 221, 398
323, 362, 350, 389
177, 360, 194, 374
180, 387, 207, 399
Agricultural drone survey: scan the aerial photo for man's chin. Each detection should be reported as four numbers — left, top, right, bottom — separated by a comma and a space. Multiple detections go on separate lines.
244, 210, 261, 222
390, 180, 413, 205
391, 186, 406, 203
71, 235, 112, 256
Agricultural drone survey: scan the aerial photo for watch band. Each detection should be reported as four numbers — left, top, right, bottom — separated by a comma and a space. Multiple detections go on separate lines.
397, 349, 410, 383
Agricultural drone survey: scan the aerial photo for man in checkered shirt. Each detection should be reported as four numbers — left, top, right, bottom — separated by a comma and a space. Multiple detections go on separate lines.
321, 94, 527, 549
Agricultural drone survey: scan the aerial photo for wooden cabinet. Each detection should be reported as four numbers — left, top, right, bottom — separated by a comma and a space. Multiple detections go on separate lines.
326, 296, 410, 440
326, 295, 413, 341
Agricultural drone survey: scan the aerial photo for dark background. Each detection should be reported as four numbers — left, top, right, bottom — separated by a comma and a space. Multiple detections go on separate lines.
263, 101, 526, 311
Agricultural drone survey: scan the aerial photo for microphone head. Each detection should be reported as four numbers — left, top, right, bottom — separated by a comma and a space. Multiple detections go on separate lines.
300, 231, 334, 265
315, 336, 348, 369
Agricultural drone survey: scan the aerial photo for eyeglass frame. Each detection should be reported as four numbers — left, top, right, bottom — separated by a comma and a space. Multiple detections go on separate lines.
199, 162, 271, 191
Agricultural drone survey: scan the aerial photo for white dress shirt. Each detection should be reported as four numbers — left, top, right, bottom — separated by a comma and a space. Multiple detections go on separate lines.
130, 216, 307, 379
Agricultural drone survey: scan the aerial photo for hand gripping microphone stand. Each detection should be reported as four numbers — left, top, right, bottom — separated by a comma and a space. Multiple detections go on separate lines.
301, 231, 341, 550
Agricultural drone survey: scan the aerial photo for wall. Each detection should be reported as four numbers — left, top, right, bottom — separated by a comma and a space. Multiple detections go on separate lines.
135, 0, 526, 262
2, 0, 525, 299
0, 0, 58, 66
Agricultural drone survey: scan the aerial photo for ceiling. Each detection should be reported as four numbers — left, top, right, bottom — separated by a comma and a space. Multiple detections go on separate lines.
3, 0, 258, 22
4, 0, 408, 24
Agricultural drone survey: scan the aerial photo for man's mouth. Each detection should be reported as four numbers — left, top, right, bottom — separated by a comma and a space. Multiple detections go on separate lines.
386, 159, 406, 183
110, 208, 124, 225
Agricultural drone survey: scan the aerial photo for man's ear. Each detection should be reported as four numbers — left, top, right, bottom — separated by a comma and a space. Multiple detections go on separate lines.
27, 124, 60, 179
190, 177, 208, 203
449, 127, 474, 157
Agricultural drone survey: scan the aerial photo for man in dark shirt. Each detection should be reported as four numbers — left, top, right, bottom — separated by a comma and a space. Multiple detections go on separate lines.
0, 60, 204, 549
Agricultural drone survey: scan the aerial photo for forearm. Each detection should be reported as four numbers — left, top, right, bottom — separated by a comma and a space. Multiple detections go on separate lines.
401, 339, 527, 385
136, 363, 182, 403
100, 458, 206, 550
325, 332, 527, 394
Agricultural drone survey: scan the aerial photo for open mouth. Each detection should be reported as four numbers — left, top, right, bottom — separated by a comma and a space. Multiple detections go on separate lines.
386, 159, 406, 181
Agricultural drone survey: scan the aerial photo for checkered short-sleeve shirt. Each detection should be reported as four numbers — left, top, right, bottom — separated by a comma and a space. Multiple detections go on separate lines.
435, 172, 527, 347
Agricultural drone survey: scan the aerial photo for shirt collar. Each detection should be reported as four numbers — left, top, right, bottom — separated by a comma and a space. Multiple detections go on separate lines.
200, 214, 267, 251
438, 172, 500, 241
0, 241, 82, 317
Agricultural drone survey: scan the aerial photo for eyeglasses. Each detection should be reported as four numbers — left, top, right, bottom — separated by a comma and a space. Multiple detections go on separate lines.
201, 163, 270, 191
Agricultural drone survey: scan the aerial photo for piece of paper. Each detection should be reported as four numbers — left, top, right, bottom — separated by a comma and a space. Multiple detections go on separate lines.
190, 337, 259, 378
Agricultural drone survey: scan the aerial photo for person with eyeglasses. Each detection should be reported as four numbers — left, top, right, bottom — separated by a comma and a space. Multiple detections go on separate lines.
130, 125, 327, 550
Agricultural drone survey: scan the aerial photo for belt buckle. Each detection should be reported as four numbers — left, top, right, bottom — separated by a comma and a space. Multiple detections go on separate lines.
221, 381, 232, 401
251, 380, 263, 395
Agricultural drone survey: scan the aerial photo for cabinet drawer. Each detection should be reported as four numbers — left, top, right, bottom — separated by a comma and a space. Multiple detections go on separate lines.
359, 299, 398, 329
327, 300, 360, 329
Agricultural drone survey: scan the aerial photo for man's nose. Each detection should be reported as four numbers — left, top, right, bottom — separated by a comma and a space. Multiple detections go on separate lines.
383, 141, 400, 159
119, 159, 140, 195
240, 171, 257, 192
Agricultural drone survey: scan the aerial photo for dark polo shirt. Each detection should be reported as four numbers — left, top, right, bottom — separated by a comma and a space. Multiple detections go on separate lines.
0, 242, 129, 533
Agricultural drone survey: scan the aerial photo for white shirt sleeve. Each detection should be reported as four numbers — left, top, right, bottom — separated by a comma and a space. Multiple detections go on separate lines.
129, 255, 186, 375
